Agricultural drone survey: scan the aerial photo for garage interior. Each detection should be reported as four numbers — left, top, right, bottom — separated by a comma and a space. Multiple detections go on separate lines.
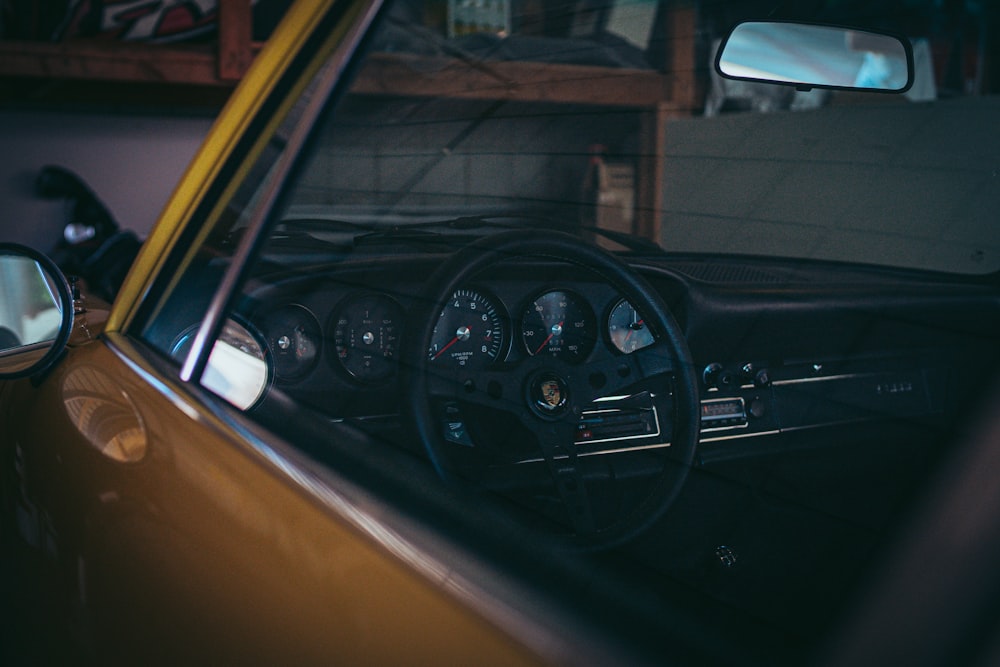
1, 0, 999, 663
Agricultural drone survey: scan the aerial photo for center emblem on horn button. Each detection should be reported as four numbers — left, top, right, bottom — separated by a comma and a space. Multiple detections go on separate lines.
531, 374, 569, 415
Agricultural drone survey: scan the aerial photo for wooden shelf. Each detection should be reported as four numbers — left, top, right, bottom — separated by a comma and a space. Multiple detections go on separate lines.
0, 0, 256, 87
0, 41, 228, 87
0, 0, 700, 243
353, 52, 686, 110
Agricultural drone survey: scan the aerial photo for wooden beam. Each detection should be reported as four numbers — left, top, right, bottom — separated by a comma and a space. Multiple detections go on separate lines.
218, 0, 254, 81
0, 40, 232, 86
635, 102, 685, 243
353, 52, 689, 109
665, 4, 700, 111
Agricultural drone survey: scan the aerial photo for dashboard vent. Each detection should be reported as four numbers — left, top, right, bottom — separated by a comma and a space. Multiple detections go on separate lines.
668, 262, 800, 284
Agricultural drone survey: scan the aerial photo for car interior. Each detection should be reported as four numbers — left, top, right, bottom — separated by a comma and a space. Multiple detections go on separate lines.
131, 0, 1000, 663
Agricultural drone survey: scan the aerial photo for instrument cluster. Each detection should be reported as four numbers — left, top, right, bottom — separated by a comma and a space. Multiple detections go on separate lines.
243, 279, 657, 397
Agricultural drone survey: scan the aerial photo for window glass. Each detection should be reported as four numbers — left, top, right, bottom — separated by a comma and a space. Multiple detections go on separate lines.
134, 0, 1000, 662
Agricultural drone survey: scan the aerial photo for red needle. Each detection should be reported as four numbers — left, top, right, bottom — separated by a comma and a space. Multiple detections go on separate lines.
433, 324, 472, 359
534, 321, 563, 355
433, 335, 460, 359
625, 319, 644, 342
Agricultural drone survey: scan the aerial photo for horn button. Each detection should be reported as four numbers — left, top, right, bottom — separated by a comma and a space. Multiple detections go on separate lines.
528, 372, 571, 418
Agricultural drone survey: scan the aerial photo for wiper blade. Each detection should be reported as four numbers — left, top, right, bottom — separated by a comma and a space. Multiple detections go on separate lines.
441, 215, 665, 254
272, 213, 664, 255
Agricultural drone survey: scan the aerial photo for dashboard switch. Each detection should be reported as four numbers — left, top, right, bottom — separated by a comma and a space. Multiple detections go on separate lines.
703, 362, 723, 388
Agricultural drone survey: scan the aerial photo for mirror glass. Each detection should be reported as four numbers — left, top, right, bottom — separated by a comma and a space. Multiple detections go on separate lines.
718, 22, 912, 92
0, 245, 73, 378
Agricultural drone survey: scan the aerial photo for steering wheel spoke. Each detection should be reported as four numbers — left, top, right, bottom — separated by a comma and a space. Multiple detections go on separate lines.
534, 420, 597, 535
425, 363, 526, 414
584, 340, 677, 401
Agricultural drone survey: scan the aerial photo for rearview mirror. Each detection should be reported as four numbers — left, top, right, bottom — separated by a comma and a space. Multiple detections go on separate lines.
716, 21, 914, 93
0, 243, 74, 379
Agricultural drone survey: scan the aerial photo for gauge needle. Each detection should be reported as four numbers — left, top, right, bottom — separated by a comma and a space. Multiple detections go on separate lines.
625, 319, 644, 342
433, 325, 471, 360
433, 336, 460, 359
534, 321, 563, 355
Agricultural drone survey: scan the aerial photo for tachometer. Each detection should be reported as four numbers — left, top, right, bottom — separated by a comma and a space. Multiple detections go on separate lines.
521, 290, 596, 362
429, 289, 505, 369
608, 298, 654, 354
332, 293, 403, 383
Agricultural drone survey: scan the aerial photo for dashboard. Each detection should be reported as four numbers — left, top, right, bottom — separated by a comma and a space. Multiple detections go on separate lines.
197, 256, 676, 461
166, 250, 999, 466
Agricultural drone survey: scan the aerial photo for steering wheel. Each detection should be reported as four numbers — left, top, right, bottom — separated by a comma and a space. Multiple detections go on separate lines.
404, 230, 699, 548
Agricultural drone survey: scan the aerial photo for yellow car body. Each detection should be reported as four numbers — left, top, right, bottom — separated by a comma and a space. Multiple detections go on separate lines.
1, 1, 547, 663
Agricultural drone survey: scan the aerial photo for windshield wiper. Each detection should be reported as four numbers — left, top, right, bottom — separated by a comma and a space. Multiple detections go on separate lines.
274, 213, 663, 255
441, 215, 665, 254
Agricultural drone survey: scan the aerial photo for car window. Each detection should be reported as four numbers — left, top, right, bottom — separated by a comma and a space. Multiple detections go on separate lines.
132, 0, 1000, 662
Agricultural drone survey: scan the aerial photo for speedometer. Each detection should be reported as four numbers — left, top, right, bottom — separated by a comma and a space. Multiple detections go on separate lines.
521, 290, 596, 362
429, 289, 505, 369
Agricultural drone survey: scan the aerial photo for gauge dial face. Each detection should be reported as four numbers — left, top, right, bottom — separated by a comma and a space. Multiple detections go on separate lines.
429, 289, 505, 369
521, 290, 596, 362
332, 294, 403, 383
608, 298, 655, 354
258, 304, 322, 381
170, 318, 270, 410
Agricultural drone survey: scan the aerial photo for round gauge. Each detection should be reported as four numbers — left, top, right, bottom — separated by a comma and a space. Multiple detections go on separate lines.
257, 304, 322, 381
521, 290, 596, 362
332, 294, 403, 383
169, 318, 270, 410
428, 289, 505, 369
608, 298, 655, 354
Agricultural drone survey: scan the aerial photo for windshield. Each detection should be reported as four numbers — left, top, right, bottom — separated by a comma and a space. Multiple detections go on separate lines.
260, 0, 1000, 275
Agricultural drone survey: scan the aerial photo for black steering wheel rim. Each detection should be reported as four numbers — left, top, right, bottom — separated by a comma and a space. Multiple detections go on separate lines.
403, 230, 699, 548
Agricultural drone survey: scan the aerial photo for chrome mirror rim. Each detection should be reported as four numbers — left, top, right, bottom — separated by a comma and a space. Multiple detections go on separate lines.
0, 242, 75, 380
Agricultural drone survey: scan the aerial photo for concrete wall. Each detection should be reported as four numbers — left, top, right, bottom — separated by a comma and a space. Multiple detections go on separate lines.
294, 97, 643, 220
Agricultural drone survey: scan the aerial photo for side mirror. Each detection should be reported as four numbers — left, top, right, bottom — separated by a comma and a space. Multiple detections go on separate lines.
0, 243, 75, 380
716, 21, 914, 93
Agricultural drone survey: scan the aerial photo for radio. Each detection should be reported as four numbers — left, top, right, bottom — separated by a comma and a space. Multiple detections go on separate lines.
700, 397, 748, 430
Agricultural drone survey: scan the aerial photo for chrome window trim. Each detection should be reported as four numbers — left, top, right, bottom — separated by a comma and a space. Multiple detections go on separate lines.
180, 0, 386, 386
